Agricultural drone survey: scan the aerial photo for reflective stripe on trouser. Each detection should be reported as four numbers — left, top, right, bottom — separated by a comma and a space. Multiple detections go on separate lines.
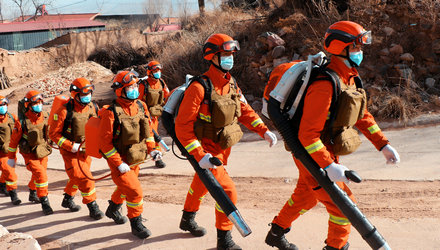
272, 155, 355, 249
61, 150, 97, 204
0, 156, 18, 191
183, 165, 237, 231
23, 153, 49, 198
110, 165, 143, 219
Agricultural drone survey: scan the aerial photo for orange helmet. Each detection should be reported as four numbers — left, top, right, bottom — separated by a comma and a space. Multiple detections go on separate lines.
146, 60, 162, 75
0, 95, 9, 105
111, 71, 139, 97
203, 33, 240, 61
324, 21, 372, 55
70, 77, 95, 99
24, 90, 43, 108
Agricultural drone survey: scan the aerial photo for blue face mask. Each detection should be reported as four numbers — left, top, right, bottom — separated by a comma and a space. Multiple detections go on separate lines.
349, 51, 363, 67
80, 94, 92, 104
220, 55, 234, 71
31, 104, 43, 113
153, 72, 161, 79
126, 88, 139, 100
0, 105, 7, 115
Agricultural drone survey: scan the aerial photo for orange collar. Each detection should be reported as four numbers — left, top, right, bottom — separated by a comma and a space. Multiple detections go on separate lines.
204, 64, 232, 89
327, 56, 359, 85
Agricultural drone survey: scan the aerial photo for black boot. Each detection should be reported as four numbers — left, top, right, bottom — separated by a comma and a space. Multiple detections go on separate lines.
28, 189, 40, 203
179, 210, 206, 237
0, 182, 8, 196
40, 196, 54, 215
9, 189, 21, 205
155, 159, 166, 168
265, 223, 298, 250
217, 229, 241, 250
129, 215, 151, 239
323, 242, 350, 250
87, 201, 104, 220
105, 200, 127, 224
61, 193, 81, 212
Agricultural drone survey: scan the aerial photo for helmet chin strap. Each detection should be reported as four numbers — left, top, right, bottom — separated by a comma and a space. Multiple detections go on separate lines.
211, 54, 229, 73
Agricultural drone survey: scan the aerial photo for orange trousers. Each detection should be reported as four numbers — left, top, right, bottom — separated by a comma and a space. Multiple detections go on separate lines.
22, 153, 49, 198
61, 150, 97, 204
151, 116, 161, 150
184, 165, 237, 231
0, 154, 18, 191
110, 164, 143, 219
272, 156, 355, 249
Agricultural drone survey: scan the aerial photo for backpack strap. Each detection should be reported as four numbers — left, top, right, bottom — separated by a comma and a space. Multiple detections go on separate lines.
188, 75, 212, 110
159, 78, 166, 89
62, 99, 74, 137
6, 112, 15, 124
108, 101, 120, 139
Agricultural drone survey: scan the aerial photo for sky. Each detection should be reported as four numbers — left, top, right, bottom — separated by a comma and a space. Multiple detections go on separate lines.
2, 0, 218, 20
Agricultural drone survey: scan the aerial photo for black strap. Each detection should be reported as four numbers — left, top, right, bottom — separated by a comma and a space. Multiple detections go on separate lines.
62, 99, 74, 136
6, 112, 15, 124
188, 75, 212, 108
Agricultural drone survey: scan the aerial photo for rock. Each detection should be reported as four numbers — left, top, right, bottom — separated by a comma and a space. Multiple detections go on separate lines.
273, 56, 289, 68
271, 45, 285, 59
425, 78, 436, 89
292, 53, 300, 61
379, 48, 390, 56
0, 232, 41, 250
259, 65, 272, 75
0, 225, 8, 237
389, 44, 404, 54
278, 27, 291, 37
428, 64, 440, 74
400, 53, 414, 62
383, 27, 395, 36
394, 64, 413, 81
250, 61, 260, 68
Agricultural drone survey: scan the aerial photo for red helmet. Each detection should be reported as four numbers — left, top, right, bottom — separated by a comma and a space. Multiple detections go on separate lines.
112, 71, 139, 97
324, 21, 371, 55
24, 90, 43, 108
70, 77, 95, 99
146, 60, 162, 76
203, 33, 240, 61
0, 95, 9, 105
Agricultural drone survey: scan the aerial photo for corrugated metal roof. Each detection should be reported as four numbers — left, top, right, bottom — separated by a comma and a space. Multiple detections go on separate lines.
0, 19, 105, 33
14, 13, 99, 22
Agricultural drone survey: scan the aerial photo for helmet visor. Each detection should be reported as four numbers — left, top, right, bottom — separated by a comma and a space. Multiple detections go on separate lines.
0, 97, 9, 105
222, 40, 240, 52
29, 94, 43, 103
356, 30, 372, 45
79, 84, 95, 95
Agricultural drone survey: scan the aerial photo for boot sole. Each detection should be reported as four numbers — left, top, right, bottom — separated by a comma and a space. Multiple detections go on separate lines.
12, 200, 22, 205
105, 211, 127, 224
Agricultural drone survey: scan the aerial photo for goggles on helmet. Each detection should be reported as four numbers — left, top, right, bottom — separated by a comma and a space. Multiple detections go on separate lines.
355, 30, 372, 46
71, 84, 95, 95
26, 94, 43, 103
147, 64, 162, 71
0, 97, 9, 105
113, 71, 139, 89
204, 40, 240, 57
326, 29, 372, 47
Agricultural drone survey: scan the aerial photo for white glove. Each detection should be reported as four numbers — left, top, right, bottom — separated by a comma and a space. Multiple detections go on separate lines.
381, 144, 400, 165
150, 150, 163, 161
264, 131, 278, 147
325, 162, 350, 184
7, 159, 16, 167
117, 162, 130, 173
198, 153, 216, 170
71, 143, 81, 153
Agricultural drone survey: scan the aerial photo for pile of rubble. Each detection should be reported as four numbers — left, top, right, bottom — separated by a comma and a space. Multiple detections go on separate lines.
26, 61, 113, 99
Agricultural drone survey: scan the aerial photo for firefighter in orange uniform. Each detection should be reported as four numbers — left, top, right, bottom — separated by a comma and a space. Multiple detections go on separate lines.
48, 78, 104, 220
8, 90, 54, 215
175, 33, 277, 250
264, 21, 400, 250
138, 60, 170, 168
0, 96, 21, 205
99, 71, 162, 239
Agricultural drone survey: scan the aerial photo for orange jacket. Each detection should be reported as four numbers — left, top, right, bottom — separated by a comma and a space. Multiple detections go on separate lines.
98, 98, 155, 170
298, 56, 388, 168
175, 65, 269, 165
48, 99, 95, 152
139, 77, 170, 106
0, 112, 19, 156
8, 110, 45, 159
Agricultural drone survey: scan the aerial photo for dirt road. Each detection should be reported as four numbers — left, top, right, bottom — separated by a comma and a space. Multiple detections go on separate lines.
0, 125, 439, 249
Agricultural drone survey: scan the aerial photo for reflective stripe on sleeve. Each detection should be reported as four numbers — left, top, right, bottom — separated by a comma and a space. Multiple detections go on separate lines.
146, 137, 155, 143
185, 140, 201, 153
8, 147, 17, 153
305, 140, 324, 154
329, 214, 350, 225
104, 147, 117, 158
199, 113, 211, 123
57, 136, 67, 147
251, 118, 263, 127
367, 124, 380, 134
5, 181, 16, 186
215, 203, 224, 213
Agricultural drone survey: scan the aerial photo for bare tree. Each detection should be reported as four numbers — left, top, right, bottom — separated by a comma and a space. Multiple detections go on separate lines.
10, 0, 30, 21
179, 0, 191, 27
198, 0, 205, 15
0, 0, 4, 22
